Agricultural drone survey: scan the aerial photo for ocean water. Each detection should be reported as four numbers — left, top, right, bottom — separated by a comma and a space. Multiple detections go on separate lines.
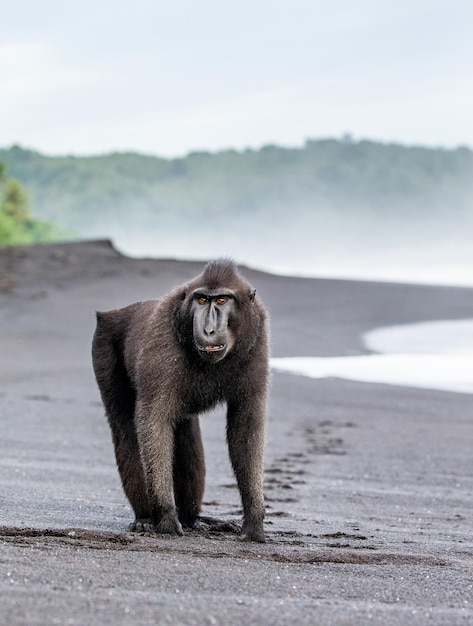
271, 319, 473, 394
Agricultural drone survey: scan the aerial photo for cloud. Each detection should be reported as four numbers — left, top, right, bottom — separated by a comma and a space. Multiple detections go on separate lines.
0, 41, 101, 113
5, 87, 301, 156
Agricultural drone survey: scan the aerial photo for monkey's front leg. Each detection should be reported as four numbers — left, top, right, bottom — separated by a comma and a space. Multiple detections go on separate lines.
135, 400, 183, 536
227, 398, 267, 543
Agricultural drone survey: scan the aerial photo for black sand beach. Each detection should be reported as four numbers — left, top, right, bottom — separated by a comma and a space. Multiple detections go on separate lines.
1, 240, 472, 625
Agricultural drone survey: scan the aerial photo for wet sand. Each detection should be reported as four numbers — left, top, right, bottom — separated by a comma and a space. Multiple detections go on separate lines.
1, 240, 472, 625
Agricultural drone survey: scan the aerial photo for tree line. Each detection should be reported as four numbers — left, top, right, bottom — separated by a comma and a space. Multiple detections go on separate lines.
1, 138, 472, 245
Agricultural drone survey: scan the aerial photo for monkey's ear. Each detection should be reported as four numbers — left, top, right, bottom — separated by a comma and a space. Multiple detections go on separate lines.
249, 289, 256, 302
177, 286, 187, 301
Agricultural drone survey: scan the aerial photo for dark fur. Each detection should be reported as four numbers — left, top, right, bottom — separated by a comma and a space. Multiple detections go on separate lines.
92, 259, 269, 542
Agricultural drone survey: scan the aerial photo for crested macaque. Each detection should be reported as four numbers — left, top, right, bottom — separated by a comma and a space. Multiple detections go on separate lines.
92, 259, 269, 542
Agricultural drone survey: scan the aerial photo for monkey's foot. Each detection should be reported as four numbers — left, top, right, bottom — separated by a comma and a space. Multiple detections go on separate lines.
189, 515, 241, 534
129, 518, 155, 532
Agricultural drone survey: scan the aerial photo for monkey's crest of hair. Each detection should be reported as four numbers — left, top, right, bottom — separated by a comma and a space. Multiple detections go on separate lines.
200, 258, 243, 290
186, 258, 251, 294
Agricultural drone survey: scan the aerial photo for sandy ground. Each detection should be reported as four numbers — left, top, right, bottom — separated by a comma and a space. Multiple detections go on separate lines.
0, 240, 472, 625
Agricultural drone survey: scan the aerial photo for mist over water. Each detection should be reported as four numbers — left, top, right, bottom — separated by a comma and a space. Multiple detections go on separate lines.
112, 210, 473, 287
4, 139, 471, 287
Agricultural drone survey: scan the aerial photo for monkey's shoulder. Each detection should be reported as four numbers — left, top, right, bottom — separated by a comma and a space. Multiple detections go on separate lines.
95, 298, 166, 333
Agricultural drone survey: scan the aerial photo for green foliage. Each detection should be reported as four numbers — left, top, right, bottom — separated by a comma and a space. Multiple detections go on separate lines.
0, 140, 472, 241
0, 161, 65, 246
3, 178, 30, 223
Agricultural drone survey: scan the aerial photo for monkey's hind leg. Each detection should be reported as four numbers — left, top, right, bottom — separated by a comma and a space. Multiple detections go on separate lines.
112, 416, 153, 532
173, 415, 206, 528
92, 325, 150, 530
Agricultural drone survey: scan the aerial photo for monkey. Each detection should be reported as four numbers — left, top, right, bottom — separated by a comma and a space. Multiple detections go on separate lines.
92, 259, 269, 542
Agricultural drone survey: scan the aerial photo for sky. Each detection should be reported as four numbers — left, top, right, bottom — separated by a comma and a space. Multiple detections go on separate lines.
2, 0, 473, 158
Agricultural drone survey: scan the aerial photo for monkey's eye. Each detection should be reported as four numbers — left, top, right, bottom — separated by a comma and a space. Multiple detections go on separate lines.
197, 296, 207, 305
215, 297, 227, 305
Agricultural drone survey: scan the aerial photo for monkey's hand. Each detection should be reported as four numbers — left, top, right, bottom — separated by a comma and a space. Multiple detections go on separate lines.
129, 513, 184, 536
240, 520, 266, 543
154, 511, 184, 537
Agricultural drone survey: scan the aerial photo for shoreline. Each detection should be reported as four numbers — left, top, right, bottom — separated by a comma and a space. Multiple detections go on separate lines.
5, 237, 473, 290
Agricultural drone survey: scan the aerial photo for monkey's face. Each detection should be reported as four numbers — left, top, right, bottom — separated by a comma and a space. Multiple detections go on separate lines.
190, 289, 236, 363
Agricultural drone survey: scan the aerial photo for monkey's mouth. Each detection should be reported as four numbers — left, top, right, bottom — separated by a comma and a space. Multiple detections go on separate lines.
200, 344, 226, 353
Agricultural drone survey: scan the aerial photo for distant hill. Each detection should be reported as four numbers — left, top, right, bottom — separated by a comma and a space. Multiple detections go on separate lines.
1, 140, 472, 241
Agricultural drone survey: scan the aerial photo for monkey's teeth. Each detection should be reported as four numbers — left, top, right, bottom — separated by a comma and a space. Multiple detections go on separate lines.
204, 345, 224, 351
